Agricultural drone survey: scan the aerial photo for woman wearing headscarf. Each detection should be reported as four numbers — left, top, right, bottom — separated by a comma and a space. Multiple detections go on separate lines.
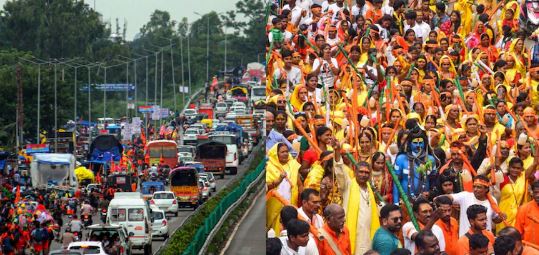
439, 55, 457, 80
444, 104, 462, 137
462, 114, 481, 152
496, 154, 538, 232
504, 53, 525, 85
497, 1, 520, 33
508, 38, 528, 69
477, 33, 498, 63
290, 84, 309, 112
371, 151, 393, 203
266, 143, 301, 234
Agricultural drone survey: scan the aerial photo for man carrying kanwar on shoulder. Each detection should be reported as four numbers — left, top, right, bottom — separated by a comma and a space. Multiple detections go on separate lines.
316, 203, 351, 255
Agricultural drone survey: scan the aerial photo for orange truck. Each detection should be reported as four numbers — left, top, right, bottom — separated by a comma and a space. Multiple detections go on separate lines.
198, 103, 214, 119
169, 166, 201, 209
195, 141, 227, 179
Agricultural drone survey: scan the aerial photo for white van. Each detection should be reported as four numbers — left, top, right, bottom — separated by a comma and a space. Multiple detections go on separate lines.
209, 132, 239, 175
250, 85, 266, 106
107, 192, 153, 255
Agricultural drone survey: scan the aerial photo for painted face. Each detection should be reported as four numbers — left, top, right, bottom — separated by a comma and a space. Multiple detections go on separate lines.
410, 137, 424, 153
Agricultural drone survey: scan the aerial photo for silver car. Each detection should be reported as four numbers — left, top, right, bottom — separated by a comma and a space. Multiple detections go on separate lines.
198, 180, 211, 200
199, 173, 216, 192
151, 209, 169, 240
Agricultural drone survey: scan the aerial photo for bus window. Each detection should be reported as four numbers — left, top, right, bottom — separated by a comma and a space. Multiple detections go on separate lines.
162, 147, 177, 158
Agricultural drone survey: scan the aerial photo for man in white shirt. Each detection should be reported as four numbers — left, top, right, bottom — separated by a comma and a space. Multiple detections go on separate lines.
403, 10, 428, 42
415, 11, 432, 42
283, 0, 304, 26
327, 0, 346, 21
280, 219, 310, 255
298, 188, 324, 229
402, 197, 446, 255
434, 175, 507, 237
296, 0, 313, 12
273, 49, 303, 87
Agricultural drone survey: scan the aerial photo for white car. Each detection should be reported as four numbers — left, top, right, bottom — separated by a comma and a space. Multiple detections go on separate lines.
151, 209, 169, 240
215, 102, 228, 113
199, 180, 211, 200
68, 241, 107, 255
183, 109, 198, 120
199, 173, 216, 192
183, 128, 200, 144
150, 191, 179, 216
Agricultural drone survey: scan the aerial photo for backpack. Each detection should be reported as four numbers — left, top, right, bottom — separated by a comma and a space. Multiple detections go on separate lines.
32, 228, 48, 242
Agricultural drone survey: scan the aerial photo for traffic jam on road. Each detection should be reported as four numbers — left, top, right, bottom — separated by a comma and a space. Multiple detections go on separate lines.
0, 65, 265, 255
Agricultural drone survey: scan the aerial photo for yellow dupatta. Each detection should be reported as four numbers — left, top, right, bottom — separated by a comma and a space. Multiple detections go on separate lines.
345, 179, 380, 254
290, 84, 307, 111
266, 144, 301, 234
496, 172, 527, 232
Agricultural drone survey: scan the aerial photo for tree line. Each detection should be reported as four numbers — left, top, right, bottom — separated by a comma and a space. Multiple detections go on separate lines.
0, 0, 266, 146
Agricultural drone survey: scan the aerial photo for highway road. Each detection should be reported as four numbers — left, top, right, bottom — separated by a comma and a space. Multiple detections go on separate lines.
48, 145, 262, 254
223, 187, 265, 255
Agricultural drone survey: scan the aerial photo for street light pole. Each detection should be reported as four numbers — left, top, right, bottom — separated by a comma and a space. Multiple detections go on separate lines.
180, 36, 185, 105
224, 29, 227, 74
206, 15, 209, 81
103, 66, 107, 118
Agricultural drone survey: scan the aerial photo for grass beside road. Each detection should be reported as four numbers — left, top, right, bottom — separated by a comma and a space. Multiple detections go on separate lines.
160, 145, 266, 255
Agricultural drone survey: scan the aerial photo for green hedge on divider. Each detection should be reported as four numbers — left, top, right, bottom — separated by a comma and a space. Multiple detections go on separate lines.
181, 157, 267, 255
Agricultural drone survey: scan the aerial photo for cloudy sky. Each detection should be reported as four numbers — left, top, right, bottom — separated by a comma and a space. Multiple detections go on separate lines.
0, 0, 240, 40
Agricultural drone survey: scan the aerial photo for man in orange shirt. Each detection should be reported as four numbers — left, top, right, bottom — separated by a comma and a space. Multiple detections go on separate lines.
435, 196, 459, 255
457, 205, 495, 255
515, 181, 539, 249
498, 227, 539, 255
316, 204, 351, 255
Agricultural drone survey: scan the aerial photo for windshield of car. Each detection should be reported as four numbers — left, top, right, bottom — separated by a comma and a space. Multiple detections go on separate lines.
210, 136, 235, 144
153, 193, 174, 199
152, 211, 164, 220
252, 87, 266, 96
69, 245, 101, 254
184, 109, 196, 115
185, 129, 198, 135
178, 147, 193, 153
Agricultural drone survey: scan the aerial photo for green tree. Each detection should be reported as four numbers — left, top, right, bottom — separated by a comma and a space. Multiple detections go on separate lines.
0, 0, 109, 59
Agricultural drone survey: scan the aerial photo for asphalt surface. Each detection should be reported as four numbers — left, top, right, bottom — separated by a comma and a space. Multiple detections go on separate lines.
48, 146, 261, 254
224, 188, 265, 255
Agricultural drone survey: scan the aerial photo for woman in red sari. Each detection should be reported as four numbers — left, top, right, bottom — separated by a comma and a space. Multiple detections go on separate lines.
371, 152, 393, 204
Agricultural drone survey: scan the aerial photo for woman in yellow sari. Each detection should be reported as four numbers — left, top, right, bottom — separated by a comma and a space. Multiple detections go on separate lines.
266, 143, 301, 234
496, 155, 538, 232
439, 55, 457, 80
504, 53, 526, 85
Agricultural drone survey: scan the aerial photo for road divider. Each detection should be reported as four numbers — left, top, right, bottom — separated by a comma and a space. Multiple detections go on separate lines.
158, 145, 266, 255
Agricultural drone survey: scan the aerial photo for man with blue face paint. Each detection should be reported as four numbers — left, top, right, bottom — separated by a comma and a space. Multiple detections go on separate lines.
393, 126, 436, 204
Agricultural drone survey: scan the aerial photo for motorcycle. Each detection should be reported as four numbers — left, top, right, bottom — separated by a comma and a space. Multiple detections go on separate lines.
100, 208, 107, 223
82, 214, 92, 227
